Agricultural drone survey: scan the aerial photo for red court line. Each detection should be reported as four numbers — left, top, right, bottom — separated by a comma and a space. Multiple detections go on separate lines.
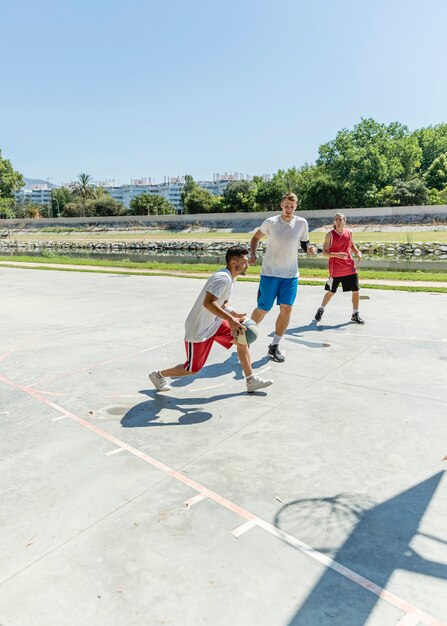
0, 371, 445, 626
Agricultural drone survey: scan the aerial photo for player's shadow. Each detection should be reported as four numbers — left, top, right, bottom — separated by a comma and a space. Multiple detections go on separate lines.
170, 352, 244, 388
120, 388, 252, 428
287, 320, 352, 335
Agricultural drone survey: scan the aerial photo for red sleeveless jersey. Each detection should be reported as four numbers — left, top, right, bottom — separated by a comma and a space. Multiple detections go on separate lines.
328, 228, 357, 278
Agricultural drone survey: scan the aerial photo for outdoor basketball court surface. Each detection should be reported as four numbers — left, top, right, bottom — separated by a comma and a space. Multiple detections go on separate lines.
1, 267, 446, 626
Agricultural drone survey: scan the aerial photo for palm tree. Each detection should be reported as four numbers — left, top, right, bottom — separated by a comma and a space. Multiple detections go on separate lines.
70, 173, 96, 217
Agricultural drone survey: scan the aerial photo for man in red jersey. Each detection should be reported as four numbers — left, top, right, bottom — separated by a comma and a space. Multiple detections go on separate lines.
314, 213, 365, 324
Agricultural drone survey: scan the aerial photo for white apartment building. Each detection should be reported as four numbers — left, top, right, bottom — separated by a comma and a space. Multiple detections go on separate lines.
102, 175, 241, 212
14, 185, 52, 207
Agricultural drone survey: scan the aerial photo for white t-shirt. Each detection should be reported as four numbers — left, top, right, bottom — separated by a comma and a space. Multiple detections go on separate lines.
259, 214, 309, 278
184, 268, 235, 342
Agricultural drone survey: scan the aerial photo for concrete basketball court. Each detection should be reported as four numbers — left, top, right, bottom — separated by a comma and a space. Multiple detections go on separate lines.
1, 267, 446, 626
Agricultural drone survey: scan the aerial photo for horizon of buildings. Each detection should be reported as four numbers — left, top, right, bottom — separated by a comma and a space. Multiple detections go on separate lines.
16, 172, 271, 212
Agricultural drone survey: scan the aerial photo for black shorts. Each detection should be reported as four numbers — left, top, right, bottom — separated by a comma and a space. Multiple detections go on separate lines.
325, 273, 359, 293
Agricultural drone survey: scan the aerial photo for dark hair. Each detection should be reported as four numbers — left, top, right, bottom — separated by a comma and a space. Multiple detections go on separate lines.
225, 245, 249, 265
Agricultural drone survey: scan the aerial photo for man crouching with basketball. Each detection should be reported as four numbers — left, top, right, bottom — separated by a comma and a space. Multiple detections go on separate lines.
149, 245, 273, 394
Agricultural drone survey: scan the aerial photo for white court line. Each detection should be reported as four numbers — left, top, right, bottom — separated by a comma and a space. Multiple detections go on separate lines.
28, 343, 171, 388
396, 613, 422, 625
106, 447, 125, 456
188, 383, 225, 392
310, 330, 447, 344
1, 371, 445, 626
184, 493, 208, 508
231, 519, 259, 538
33, 389, 67, 397
51, 416, 67, 422
106, 394, 142, 399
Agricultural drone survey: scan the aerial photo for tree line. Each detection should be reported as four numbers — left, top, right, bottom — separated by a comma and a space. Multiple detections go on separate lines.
1, 118, 447, 218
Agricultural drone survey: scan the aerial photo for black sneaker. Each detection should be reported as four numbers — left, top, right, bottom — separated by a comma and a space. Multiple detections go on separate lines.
351, 312, 365, 324
315, 307, 324, 322
268, 343, 285, 362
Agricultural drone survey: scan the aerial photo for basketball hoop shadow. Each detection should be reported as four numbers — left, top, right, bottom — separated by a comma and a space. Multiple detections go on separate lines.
275, 473, 447, 626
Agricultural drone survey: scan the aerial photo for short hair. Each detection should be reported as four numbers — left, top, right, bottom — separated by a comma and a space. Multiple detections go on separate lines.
225, 245, 249, 265
281, 192, 298, 203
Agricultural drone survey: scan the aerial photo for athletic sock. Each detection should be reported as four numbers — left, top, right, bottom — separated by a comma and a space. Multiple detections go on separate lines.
246, 375, 254, 383
272, 333, 282, 346
320, 304, 326, 309
352, 309, 359, 314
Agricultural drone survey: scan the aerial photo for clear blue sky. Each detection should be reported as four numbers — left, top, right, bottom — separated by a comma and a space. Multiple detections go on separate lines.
1, 0, 446, 185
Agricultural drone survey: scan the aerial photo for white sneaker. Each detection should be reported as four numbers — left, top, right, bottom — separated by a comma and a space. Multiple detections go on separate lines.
246, 376, 273, 393
149, 371, 171, 392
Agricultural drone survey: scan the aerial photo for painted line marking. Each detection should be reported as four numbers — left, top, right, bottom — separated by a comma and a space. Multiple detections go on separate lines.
188, 383, 225, 392
231, 519, 259, 538
33, 389, 67, 397
51, 415, 67, 422
106, 447, 125, 457
0, 371, 445, 626
254, 518, 444, 626
184, 493, 207, 508
106, 394, 142, 399
27, 343, 170, 387
396, 613, 422, 625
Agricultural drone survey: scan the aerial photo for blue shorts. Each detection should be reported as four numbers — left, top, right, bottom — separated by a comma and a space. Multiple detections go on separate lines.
257, 276, 298, 311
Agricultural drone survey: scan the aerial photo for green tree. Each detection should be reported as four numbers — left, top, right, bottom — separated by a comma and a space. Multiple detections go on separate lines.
184, 186, 218, 213
300, 173, 346, 210
181, 174, 197, 208
427, 185, 447, 206
0, 150, 24, 200
0, 197, 16, 218
413, 124, 447, 173
52, 187, 73, 216
317, 118, 422, 207
392, 178, 428, 206
221, 180, 258, 212
70, 173, 97, 216
85, 196, 125, 216
425, 152, 447, 190
129, 193, 175, 215
254, 177, 285, 211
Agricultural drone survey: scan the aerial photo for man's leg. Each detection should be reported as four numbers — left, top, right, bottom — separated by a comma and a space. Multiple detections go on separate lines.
149, 363, 191, 392
268, 277, 297, 362
214, 322, 273, 393
275, 303, 293, 337
149, 338, 213, 391
236, 343, 273, 392
315, 291, 335, 321
252, 276, 276, 325
251, 307, 268, 324
351, 289, 365, 323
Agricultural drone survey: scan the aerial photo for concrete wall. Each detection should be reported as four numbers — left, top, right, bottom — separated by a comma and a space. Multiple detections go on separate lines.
1, 205, 447, 228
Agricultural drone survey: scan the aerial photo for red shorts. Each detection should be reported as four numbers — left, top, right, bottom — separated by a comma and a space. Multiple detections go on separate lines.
184, 321, 234, 372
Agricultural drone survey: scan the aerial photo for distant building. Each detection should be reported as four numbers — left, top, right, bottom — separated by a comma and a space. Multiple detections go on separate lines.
15, 185, 52, 207
16, 173, 264, 214
101, 175, 245, 213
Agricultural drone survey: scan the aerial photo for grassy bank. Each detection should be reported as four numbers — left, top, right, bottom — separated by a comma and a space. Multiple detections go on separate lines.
1, 254, 447, 283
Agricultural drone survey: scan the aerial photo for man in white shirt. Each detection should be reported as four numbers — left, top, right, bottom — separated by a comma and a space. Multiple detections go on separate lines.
249, 193, 317, 362
149, 245, 273, 394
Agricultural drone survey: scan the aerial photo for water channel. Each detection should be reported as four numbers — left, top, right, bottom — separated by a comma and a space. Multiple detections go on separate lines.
4, 248, 447, 272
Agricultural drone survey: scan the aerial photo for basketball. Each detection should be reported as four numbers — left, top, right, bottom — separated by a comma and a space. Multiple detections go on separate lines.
236, 319, 259, 346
